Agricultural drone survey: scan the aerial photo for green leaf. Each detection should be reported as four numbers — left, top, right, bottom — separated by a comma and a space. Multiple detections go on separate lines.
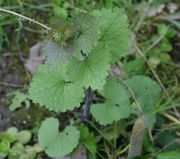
67, 45, 111, 90
6, 127, 19, 142
156, 132, 179, 151
91, 78, 132, 125
8, 142, 25, 159
123, 58, 145, 75
38, 118, 80, 157
29, 64, 84, 112
126, 76, 161, 128
9, 91, 29, 111
42, 40, 74, 68
77, 125, 96, 153
93, 8, 130, 63
126, 76, 161, 113
18, 130, 32, 144
157, 24, 168, 36
73, 13, 101, 54
0, 137, 10, 157
156, 151, 180, 159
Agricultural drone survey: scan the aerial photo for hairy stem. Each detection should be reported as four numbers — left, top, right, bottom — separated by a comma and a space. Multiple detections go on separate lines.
0, 8, 51, 30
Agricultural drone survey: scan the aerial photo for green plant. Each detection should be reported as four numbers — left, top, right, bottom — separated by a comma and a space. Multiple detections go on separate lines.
7, 90, 30, 111
0, 127, 36, 159
26, 7, 163, 158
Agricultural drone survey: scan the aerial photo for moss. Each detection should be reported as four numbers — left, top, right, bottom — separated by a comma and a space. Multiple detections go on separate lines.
12, 105, 55, 130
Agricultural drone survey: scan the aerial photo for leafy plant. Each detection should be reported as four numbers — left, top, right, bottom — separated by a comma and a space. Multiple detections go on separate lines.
28, 7, 162, 158
8, 90, 30, 111
0, 127, 36, 159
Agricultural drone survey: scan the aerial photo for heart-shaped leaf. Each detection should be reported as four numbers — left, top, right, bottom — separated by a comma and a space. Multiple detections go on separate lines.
38, 118, 80, 157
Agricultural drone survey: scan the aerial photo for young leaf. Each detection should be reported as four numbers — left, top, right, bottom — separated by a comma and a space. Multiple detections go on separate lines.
42, 40, 74, 68
91, 78, 132, 125
156, 151, 180, 159
126, 76, 161, 113
29, 64, 84, 112
93, 8, 130, 63
73, 13, 101, 54
126, 76, 161, 128
77, 125, 96, 153
38, 118, 80, 157
67, 45, 111, 90
9, 90, 29, 111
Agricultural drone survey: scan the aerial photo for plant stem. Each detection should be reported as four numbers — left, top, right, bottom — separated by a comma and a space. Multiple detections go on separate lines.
115, 144, 130, 156
0, 8, 51, 30
160, 112, 180, 125
82, 87, 93, 119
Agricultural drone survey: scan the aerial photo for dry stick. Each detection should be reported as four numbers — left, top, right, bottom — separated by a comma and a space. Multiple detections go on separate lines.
144, 35, 164, 54
134, 42, 169, 98
0, 81, 23, 88
133, 42, 180, 120
0, 8, 51, 31
122, 80, 151, 159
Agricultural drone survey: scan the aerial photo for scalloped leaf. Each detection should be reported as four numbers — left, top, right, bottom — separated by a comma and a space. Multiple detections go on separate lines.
67, 45, 111, 90
38, 118, 80, 157
91, 78, 132, 125
73, 13, 101, 54
28, 64, 84, 112
126, 75, 161, 128
42, 40, 74, 68
126, 76, 161, 113
93, 8, 130, 63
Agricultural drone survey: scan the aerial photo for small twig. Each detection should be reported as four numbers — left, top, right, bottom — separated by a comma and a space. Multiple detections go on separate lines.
144, 35, 164, 54
122, 80, 154, 158
0, 8, 51, 30
122, 80, 145, 119
0, 81, 23, 88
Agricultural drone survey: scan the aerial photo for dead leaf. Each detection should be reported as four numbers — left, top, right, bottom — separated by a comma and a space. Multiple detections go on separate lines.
148, 4, 165, 17
167, 3, 178, 14
25, 43, 45, 73
109, 64, 125, 78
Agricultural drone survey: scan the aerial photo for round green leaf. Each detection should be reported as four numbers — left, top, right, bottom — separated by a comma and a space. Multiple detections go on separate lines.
38, 118, 80, 157
6, 127, 19, 142
29, 64, 84, 112
126, 75, 161, 129
93, 8, 130, 63
18, 130, 32, 144
67, 45, 111, 90
73, 13, 101, 53
91, 78, 132, 125
42, 40, 74, 68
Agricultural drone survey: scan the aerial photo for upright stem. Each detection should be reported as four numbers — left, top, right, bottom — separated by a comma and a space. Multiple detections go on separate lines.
0, 8, 51, 30
82, 87, 93, 119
